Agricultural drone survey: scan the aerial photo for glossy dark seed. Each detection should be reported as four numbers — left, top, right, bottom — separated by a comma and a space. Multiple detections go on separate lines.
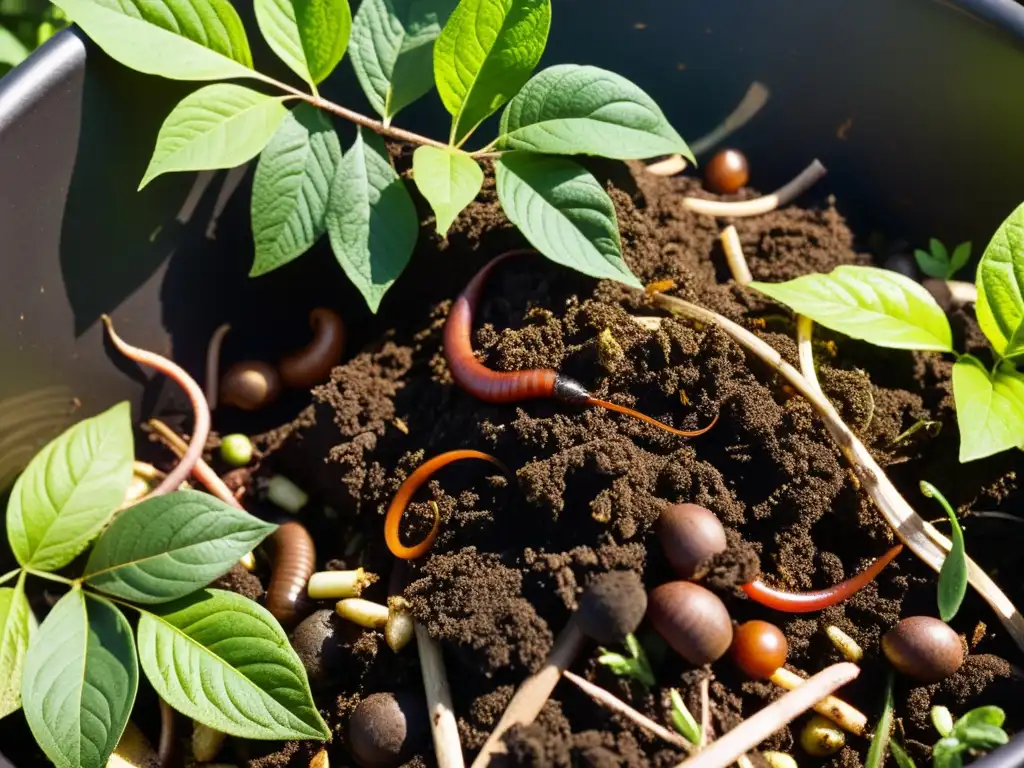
704, 149, 749, 194
648, 581, 733, 665
657, 503, 727, 580
882, 616, 964, 683
731, 620, 788, 680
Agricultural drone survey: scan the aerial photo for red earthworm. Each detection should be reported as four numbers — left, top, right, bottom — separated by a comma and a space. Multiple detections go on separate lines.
101, 315, 209, 500
443, 251, 718, 437
266, 520, 316, 628
385, 450, 507, 560
742, 545, 904, 612
146, 418, 243, 510
279, 308, 347, 388
205, 322, 231, 410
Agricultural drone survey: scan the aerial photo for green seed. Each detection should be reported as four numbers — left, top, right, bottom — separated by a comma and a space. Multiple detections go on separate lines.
220, 434, 253, 467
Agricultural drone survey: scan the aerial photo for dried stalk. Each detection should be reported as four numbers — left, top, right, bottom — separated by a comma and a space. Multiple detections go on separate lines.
699, 678, 711, 749
720, 226, 752, 285
416, 622, 465, 768
205, 323, 231, 410
650, 292, 1024, 653
684, 161, 826, 218
674, 664, 860, 768
562, 671, 693, 753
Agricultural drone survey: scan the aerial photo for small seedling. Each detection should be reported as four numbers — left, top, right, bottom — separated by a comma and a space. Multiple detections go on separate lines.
865, 672, 896, 768
597, 632, 656, 687
915, 239, 972, 280
930, 705, 1009, 768
668, 688, 701, 745
52, 0, 694, 313
0, 403, 328, 768
920, 482, 968, 622
749, 201, 1024, 464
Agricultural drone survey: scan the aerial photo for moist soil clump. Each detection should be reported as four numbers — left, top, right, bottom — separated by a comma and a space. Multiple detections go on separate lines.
72, 156, 1022, 768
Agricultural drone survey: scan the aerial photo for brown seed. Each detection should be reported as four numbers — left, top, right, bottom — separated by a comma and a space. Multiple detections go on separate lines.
290, 609, 358, 690
656, 503, 727, 579
882, 616, 964, 683
704, 149, 750, 194
349, 692, 428, 768
731, 620, 788, 680
577, 570, 648, 645
647, 581, 733, 665
219, 360, 282, 410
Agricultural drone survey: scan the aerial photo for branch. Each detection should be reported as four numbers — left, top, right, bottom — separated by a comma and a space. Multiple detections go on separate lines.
648, 292, 1024, 654
720, 226, 752, 285
416, 622, 465, 768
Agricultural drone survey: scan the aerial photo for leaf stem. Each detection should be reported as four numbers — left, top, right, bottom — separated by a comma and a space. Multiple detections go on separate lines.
24, 568, 76, 586
255, 72, 450, 151
0, 568, 21, 587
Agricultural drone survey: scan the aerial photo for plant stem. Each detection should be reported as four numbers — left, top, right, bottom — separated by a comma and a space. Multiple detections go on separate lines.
0, 569, 21, 587
25, 568, 75, 586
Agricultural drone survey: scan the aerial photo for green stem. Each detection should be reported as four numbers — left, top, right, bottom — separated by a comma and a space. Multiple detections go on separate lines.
0, 569, 21, 587
256, 72, 450, 150
24, 568, 76, 586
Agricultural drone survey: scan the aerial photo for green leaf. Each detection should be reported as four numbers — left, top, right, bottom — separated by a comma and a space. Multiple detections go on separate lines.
920, 482, 967, 622
976, 203, 1024, 360
250, 103, 343, 277
0, 25, 30, 67
931, 741, 964, 768
412, 146, 483, 235
22, 589, 137, 768
48, 0, 254, 81
141, 84, 289, 189
497, 64, 692, 161
865, 672, 895, 768
957, 725, 1008, 750
668, 689, 700, 745
948, 241, 972, 278
952, 356, 1024, 462
325, 127, 418, 312
749, 265, 954, 352
83, 490, 277, 604
889, 737, 917, 768
0, 573, 36, 719
6, 401, 133, 571
350, 0, 458, 121
255, 0, 351, 87
953, 706, 1006, 734
434, 0, 551, 144
136, 589, 329, 740
495, 152, 640, 288
930, 238, 949, 265
914, 248, 949, 280
932, 705, 955, 738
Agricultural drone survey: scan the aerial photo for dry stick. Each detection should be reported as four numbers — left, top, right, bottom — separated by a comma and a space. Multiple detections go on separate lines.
646, 82, 770, 176
101, 315, 209, 500
769, 667, 866, 735
205, 323, 231, 410
415, 622, 465, 768
720, 226, 752, 285
648, 293, 1024, 653
699, 677, 711, 749
146, 419, 243, 510
471, 620, 588, 768
674, 663, 860, 768
795, 315, 822, 397
684, 160, 827, 218
562, 671, 694, 753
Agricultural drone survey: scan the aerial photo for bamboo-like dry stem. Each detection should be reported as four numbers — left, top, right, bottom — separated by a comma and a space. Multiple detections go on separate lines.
699, 677, 711, 749
673, 664, 860, 768
720, 226, 752, 285
205, 323, 231, 410
416, 622, 465, 768
649, 292, 1024, 653
684, 161, 826, 218
562, 670, 693, 752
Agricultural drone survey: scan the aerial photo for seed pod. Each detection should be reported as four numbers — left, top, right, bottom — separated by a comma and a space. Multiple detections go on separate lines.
882, 616, 964, 683
800, 715, 845, 757
825, 625, 863, 663
385, 597, 415, 652
656, 503, 727, 580
647, 581, 732, 665
349, 692, 428, 768
219, 361, 282, 411
308, 568, 374, 600
337, 598, 390, 629
761, 752, 798, 768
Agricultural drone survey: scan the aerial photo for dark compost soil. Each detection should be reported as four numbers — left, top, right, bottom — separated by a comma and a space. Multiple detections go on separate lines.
6, 153, 1023, 768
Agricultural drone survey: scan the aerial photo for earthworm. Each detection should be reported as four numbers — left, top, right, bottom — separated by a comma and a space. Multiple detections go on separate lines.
101, 315, 209, 500
204, 323, 231, 410
443, 251, 718, 437
279, 308, 346, 388
266, 520, 316, 628
742, 545, 903, 612
385, 450, 507, 560
145, 419, 243, 510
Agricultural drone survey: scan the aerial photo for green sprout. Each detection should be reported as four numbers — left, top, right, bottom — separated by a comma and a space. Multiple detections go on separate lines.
915, 239, 972, 281
597, 632, 655, 687
920, 481, 968, 622
668, 688, 701, 745
931, 705, 1009, 768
